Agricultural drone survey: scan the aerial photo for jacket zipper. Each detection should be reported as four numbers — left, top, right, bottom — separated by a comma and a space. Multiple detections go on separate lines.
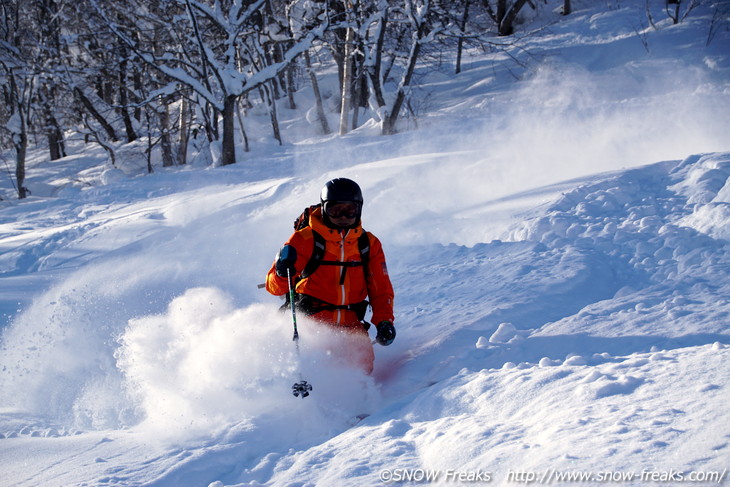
337, 230, 348, 323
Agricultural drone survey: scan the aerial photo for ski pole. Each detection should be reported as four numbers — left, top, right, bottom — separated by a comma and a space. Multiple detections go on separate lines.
288, 267, 300, 342
288, 268, 312, 398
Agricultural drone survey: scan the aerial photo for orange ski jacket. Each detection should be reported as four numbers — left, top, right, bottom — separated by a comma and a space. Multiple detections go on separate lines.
266, 206, 394, 328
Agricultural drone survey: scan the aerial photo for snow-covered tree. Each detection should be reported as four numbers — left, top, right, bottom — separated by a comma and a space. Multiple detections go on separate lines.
1, 0, 38, 198
381, 0, 448, 135
93, 0, 327, 166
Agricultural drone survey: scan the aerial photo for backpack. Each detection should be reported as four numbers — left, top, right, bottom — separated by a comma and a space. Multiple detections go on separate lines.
294, 204, 371, 282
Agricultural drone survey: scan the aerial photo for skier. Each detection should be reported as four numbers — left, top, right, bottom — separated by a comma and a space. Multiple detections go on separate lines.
265, 178, 396, 374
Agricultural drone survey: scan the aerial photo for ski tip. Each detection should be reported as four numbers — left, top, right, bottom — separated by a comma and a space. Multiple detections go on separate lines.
347, 413, 371, 427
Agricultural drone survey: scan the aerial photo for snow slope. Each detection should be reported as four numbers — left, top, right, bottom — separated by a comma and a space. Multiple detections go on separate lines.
1, 1, 729, 486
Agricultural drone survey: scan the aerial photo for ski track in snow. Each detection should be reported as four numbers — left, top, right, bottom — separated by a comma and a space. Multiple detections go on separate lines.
1, 1, 730, 486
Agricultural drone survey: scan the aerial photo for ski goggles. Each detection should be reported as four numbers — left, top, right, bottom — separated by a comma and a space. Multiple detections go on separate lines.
324, 201, 361, 219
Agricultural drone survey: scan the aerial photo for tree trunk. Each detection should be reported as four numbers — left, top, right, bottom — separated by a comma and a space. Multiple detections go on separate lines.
236, 100, 250, 153
563, 0, 571, 15
286, 58, 297, 110
497, 0, 507, 29
305, 50, 331, 135
75, 87, 119, 142
159, 99, 175, 167
203, 102, 219, 142
133, 67, 143, 121
339, 23, 355, 135
456, 0, 470, 74
45, 108, 66, 161
264, 83, 282, 145
220, 94, 237, 165
145, 110, 153, 173
668, 0, 681, 24
118, 50, 138, 142
366, 8, 388, 109
15, 124, 28, 199
498, 0, 530, 36
382, 25, 423, 135
177, 96, 190, 165
351, 56, 363, 130
7, 73, 29, 199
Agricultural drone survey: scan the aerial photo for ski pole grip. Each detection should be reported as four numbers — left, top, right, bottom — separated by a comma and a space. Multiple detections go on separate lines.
280, 244, 296, 262
276, 245, 297, 278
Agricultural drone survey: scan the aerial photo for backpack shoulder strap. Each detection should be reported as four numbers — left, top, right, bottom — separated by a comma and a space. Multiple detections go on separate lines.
300, 229, 326, 279
358, 231, 370, 277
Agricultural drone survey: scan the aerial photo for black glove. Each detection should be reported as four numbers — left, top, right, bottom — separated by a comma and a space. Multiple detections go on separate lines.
375, 320, 396, 346
275, 245, 297, 278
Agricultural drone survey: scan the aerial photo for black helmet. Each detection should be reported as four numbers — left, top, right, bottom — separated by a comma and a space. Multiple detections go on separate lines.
320, 178, 363, 228
320, 178, 363, 205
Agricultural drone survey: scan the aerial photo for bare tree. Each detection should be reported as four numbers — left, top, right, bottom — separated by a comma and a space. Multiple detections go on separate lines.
304, 49, 331, 134
382, 0, 446, 135
363, 0, 389, 109
36, 0, 68, 160
66, 3, 130, 145
456, 0, 471, 74
338, 0, 356, 134
94, 0, 326, 166
0, 0, 37, 198
1, 71, 30, 199
665, 0, 700, 24
287, 0, 331, 133
482, 0, 535, 36
645, 0, 703, 29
